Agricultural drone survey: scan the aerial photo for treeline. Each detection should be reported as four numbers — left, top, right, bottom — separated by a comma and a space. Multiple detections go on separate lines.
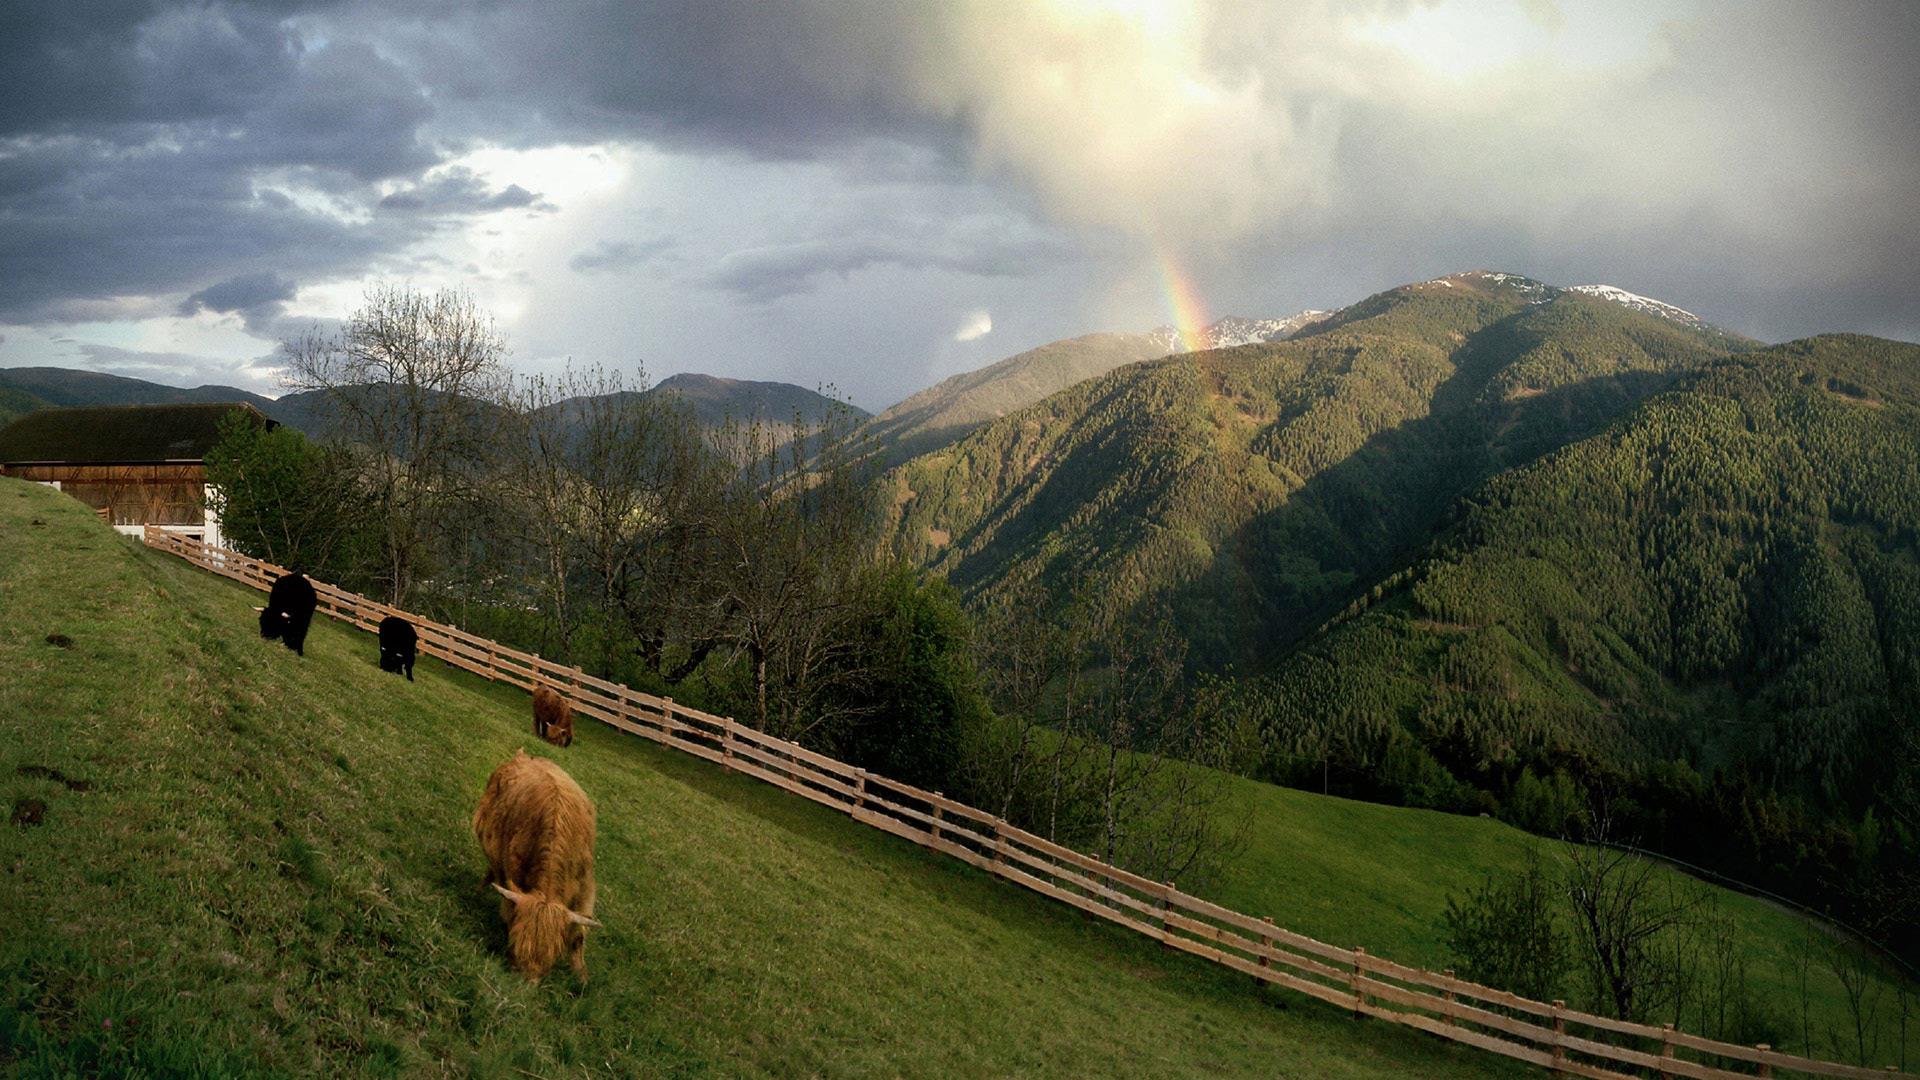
204, 284, 1242, 889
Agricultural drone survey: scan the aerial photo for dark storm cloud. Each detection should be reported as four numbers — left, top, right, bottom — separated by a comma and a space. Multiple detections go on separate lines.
3, 0, 1916, 405
375, 0, 947, 158
179, 271, 297, 316
0, 1, 443, 324
378, 168, 548, 214
177, 270, 300, 336
0, 2, 300, 135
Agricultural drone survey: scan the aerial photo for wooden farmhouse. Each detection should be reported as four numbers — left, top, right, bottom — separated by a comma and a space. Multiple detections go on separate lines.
0, 402, 274, 546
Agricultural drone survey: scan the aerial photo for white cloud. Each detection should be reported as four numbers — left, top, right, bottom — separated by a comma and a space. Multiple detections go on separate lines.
953, 309, 993, 342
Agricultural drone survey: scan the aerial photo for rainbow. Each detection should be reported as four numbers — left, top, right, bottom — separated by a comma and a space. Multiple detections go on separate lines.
1157, 248, 1213, 353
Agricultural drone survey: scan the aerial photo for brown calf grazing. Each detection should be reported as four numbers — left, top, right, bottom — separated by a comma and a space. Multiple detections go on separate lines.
532, 682, 574, 747
471, 749, 601, 983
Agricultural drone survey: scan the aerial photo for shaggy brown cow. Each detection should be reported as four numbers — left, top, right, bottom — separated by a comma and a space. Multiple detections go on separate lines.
472, 749, 601, 983
532, 683, 574, 747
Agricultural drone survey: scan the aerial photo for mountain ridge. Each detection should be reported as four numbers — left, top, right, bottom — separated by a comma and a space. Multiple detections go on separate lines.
886, 272, 1752, 670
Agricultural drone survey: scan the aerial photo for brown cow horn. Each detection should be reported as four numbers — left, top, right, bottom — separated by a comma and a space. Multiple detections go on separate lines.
492, 882, 527, 904
566, 910, 603, 929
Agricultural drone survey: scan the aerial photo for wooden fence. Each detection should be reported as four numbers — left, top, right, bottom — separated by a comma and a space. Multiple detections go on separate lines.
141, 526, 1912, 1080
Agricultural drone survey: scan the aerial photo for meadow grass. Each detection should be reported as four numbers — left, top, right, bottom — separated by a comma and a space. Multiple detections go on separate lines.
0, 477, 1521, 1077
1206, 770, 1918, 1069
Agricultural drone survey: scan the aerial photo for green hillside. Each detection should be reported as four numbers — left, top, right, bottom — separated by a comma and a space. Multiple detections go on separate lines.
0, 478, 1514, 1078
642, 372, 868, 428
861, 331, 1174, 469
1226, 335, 1920, 924
1208, 777, 1917, 1067
888, 272, 1743, 668
0, 366, 273, 412
0, 387, 48, 431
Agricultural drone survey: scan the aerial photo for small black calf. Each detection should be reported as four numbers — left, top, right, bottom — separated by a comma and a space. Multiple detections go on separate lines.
259, 572, 317, 656
378, 615, 417, 681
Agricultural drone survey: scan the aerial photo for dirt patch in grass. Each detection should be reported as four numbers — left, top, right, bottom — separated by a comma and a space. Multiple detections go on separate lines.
18, 765, 93, 792
11, 797, 46, 827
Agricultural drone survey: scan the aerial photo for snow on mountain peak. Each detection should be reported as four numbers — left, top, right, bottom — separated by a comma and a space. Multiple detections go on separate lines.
1148, 310, 1332, 354
1564, 284, 1706, 329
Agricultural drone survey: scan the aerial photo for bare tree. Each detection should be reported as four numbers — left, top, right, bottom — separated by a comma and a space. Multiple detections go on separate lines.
697, 401, 878, 737
493, 369, 582, 658
968, 598, 1244, 889
281, 284, 508, 605
1824, 937, 1886, 1065
1793, 929, 1819, 1054
1561, 822, 1700, 1021
561, 368, 710, 676
967, 581, 1082, 821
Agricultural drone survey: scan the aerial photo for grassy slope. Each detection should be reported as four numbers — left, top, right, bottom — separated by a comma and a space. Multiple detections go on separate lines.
0, 478, 1516, 1079
1207, 777, 1918, 1068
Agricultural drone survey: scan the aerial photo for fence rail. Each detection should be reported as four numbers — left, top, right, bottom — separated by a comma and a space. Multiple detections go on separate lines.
141, 526, 1913, 1080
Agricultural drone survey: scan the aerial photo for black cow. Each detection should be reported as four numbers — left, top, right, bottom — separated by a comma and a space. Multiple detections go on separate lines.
259, 572, 317, 656
378, 615, 417, 681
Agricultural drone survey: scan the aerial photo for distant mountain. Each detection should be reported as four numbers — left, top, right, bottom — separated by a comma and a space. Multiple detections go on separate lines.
861, 312, 1330, 470
887, 272, 1752, 670
859, 333, 1174, 469
0, 386, 50, 430
0, 366, 274, 413
1304, 271, 1745, 345
1148, 311, 1333, 353
882, 272, 1920, 940
642, 373, 866, 428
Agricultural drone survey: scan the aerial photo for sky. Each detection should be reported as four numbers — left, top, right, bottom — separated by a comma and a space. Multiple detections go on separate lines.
1, 0, 1914, 412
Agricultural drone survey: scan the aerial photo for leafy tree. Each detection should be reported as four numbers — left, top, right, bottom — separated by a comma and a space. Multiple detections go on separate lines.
1440, 847, 1570, 1002
832, 563, 989, 790
201, 411, 370, 582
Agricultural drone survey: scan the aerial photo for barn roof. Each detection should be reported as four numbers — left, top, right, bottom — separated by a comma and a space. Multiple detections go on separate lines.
0, 402, 275, 465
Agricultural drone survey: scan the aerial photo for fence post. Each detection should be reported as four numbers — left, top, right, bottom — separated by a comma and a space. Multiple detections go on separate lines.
1256, 917, 1273, 984
1659, 1023, 1675, 1080
1352, 948, 1367, 1018
1161, 883, 1177, 948
854, 769, 867, 810
721, 716, 734, 762
1550, 1000, 1566, 1073
1754, 1046, 1771, 1079
662, 696, 675, 734
1441, 969, 1456, 1027
931, 795, 944, 842
992, 820, 1006, 869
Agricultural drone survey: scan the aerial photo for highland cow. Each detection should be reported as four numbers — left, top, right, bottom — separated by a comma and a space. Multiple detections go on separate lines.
533, 683, 574, 748
258, 572, 317, 656
378, 616, 416, 681
472, 749, 600, 983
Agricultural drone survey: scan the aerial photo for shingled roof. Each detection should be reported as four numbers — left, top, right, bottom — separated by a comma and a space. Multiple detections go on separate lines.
0, 402, 274, 465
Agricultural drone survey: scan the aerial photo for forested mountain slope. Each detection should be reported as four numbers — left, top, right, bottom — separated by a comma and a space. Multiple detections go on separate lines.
0, 385, 49, 429
888, 272, 1746, 668
1233, 333, 1920, 824
860, 331, 1176, 469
